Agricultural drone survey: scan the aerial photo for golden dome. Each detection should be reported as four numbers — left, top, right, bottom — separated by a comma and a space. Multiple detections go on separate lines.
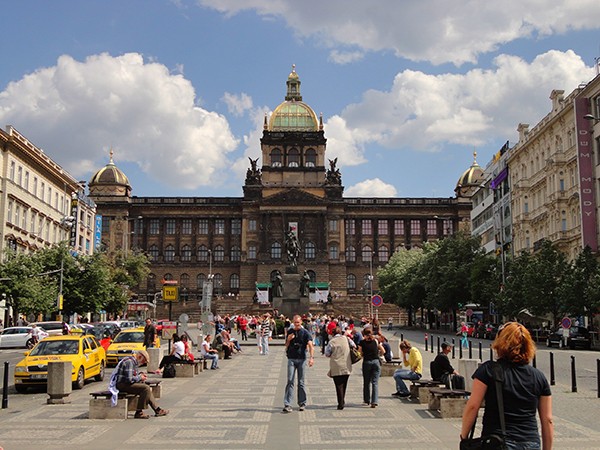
89, 151, 130, 188
455, 151, 484, 195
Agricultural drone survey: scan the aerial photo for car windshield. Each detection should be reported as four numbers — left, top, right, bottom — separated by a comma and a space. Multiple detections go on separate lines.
114, 332, 144, 343
30, 340, 79, 355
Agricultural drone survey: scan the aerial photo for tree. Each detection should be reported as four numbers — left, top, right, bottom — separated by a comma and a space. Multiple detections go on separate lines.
560, 246, 600, 324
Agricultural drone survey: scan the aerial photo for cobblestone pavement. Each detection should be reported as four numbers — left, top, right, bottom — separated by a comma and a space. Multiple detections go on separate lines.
1, 333, 599, 450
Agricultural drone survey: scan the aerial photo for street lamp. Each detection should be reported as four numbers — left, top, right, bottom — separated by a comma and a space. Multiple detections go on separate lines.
583, 114, 599, 122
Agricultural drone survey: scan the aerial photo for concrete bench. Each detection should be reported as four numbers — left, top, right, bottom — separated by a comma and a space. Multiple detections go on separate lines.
380, 360, 403, 376
173, 361, 201, 377
409, 379, 446, 404
427, 388, 470, 418
88, 381, 162, 419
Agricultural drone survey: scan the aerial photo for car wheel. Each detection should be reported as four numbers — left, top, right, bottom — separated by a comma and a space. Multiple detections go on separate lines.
15, 384, 27, 394
546, 339, 551, 347
95, 361, 105, 382
558, 339, 564, 349
73, 367, 85, 390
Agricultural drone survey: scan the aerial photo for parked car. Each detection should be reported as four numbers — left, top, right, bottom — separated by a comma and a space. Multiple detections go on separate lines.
14, 334, 106, 393
106, 327, 158, 366
30, 321, 65, 336
95, 322, 121, 339
546, 326, 592, 349
0, 327, 35, 348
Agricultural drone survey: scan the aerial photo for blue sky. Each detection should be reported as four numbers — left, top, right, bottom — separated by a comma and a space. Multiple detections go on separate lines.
1, 0, 599, 198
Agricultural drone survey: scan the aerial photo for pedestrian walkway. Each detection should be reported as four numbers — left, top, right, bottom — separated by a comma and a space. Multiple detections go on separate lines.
1, 334, 600, 449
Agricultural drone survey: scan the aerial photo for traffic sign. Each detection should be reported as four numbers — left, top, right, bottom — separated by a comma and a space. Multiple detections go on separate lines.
162, 286, 179, 302
561, 317, 572, 329
466, 308, 473, 317
371, 294, 383, 307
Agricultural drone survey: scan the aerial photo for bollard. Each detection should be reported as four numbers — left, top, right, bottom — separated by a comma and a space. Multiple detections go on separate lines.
401, 333, 404, 341
431, 335, 434, 353
478, 342, 482, 361
597, 359, 600, 399
452, 339, 455, 359
532, 355, 536, 368
549, 352, 555, 386
489, 344, 493, 361
437, 336, 440, 354
47, 361, 72, 404
571, 355, 577, 393
459, 344, 463, 359
468, 341, 472, 359
425, 334, 428, 352
2, 361, 8, 409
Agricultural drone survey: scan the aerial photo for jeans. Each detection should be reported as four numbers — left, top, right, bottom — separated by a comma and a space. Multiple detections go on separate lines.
382, 342, 392, 362
362, 359, 381, 404
393, 369, 421, 394
203, 353, 219, 369
284, 358, 307, 407
260, 335, 269, 354
505, 439, 541, 450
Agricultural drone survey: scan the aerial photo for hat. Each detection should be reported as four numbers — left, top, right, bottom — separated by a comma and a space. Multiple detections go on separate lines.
137, 349, 150, 363
441, 342, 453, 350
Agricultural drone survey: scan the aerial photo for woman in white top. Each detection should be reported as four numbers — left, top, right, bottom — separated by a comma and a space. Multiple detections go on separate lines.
156, 334, 185, 373
200, 334, 220, 369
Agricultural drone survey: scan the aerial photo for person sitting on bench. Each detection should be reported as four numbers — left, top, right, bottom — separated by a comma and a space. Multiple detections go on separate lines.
432, 342, 465, 390
108, 350, 169, 419
155, 334, 184, 373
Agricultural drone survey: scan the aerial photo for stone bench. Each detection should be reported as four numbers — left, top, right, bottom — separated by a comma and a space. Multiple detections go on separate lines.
380, 360, 403, 376
427, 388, 470, 418
88, 381, 162, 419
173, 360, 202, 377
409, 379, 446, 404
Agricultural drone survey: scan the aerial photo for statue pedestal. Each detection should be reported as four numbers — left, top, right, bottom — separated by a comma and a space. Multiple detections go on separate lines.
273, 273, 309, 317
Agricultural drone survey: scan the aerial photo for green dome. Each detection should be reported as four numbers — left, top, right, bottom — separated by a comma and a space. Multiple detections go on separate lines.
268, 101, 319, 132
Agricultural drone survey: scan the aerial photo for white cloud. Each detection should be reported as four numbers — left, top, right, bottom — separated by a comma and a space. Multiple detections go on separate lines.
328, 50, 365, 65
199, 0, 600, 65
230, 106, 269, 181
0, 53, 239, 190
344, 178, 397, 197
322, 115, 368, 166
222, 92, 254, 117
338, 50, 594, 152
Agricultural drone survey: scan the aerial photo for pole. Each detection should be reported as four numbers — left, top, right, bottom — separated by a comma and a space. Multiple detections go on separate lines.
2, 361, 9, 409
571, 355, 577, 393
597, 359, 600, 399
549, 352, 555, 386
452, 338, 455, 359
58, 256, 64, 321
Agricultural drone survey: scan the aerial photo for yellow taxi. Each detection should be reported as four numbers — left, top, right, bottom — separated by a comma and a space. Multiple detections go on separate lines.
106, 327, 159, 366
14, 334, 106, 393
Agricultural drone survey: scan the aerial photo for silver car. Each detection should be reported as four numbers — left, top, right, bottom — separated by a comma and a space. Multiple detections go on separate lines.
0, 327, 35, 348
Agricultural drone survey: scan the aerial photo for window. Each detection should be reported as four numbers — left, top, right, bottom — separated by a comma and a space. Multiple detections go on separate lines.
33, 177, 38, 196
149, 219, 160, 235
271, 242, 282, 259
443, 219, 453, 236
196, 273, 206, 290
231, 246, 241, 262
15, 205, 20, 228
559, 179, 565, 192
271, 149, 282, 167
182, 219, 192, 234
231, 219, 241, 235
248, 245, 257, 260
329, 244, 339, 259
346, 245, 356, 262
362, 245, 372, 262
24, 171, 29, 191
305, 241, 316, 259
346, 274, 356, 290
378, 220, 388, 235
198, 219, 209, 234
164, 245, 175, 262
394, 219, 405, 235
180, 273, 190, 288
147, 273, 157, 291
215, 219, 225, 235
524, 202, 529, 213
181, 245, 192, 262
427, 220, 437, 236
148, 245, 159, 262
197, 245, 209, 262
213, 245, 224, 262
9, 161, 15, 181
561, 218, 567, 231
17, 167, 22, 186
7, 200, 13, 223
305, 148, 316, 167
166, 219, 176, 235
55, 192, 59, 209
248, 219, 257, 232
410, 220, 421, 235
345, 220, 355, 235
362, 219, 372, 235
288, 148, 300, 167
213, 274, 223, 294
40, 181, 45, 199
378, 245, 389, 263
230, 274, 240, 290
328, 219, 338, 232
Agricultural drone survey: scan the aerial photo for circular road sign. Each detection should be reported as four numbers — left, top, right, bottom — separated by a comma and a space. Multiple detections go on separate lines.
561, 317, 572, 329
466, 308, 473, 317
371, 294, 383, 307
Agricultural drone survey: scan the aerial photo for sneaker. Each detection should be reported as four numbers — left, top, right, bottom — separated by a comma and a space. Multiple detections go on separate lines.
392, 391, 410, 398
362, 402, 370, 407
282, 405, 292, 413
370, 403, 378, 408
298, 404, 305, 411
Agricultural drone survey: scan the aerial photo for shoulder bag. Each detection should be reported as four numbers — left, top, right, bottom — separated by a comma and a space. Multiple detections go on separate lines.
347, 337, 362, 364
460, 362, 507, 450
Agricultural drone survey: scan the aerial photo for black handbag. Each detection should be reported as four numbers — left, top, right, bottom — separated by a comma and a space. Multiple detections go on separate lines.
460, 362, 507, 450
347, 337, 362, 364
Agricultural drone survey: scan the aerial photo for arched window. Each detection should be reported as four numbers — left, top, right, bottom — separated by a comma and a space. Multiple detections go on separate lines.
180, 273, 189, 288
164, 273, 174, 281
230, 274, 240, 290
378, 245, 389, 263
197, 245, 208, 262
147, 273, 156, 291
305, 241, 316, 259
213, 273, 223, 294
231, 246, 241, 262
346, 245, 356, 262
305, 148, 316, 167
148, 245, 159, 262
346, 274, 356, 290
196, 273, 206, 290
213, 245, 224, 262
307, 270, 316, 282
181, 244, 191, 262
164, 245, 175, 262
362, 245, 372, 262
271, 149, 282, 167
288, 148, 300, 167
271, 241, 282, 259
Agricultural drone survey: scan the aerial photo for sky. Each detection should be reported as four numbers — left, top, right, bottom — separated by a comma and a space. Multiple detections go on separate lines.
1, 0, 599, 199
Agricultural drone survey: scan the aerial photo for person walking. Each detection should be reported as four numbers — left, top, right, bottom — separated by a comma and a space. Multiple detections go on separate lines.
392, 340, 422, 398
259, 314, 271, 355
325, 326, 354, 410
358, 327, 384, 408
461, 322, 553, 449
283, 315, 314, 413
459, 321, 469, 348
143, 318, 156, 348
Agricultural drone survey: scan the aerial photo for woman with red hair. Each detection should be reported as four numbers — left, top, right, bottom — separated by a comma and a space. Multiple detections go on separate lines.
461, 322, 553, 449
